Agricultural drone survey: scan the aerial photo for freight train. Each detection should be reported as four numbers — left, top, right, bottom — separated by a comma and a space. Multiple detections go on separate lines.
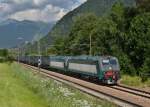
19, 55, 120, 85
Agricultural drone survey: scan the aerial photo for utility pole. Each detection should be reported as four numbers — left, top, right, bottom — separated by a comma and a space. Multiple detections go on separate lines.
46, 47, 49, 56
17, 41, 20, 63
38, 39, 41, 71
89, 33, 92, 56
38, 40, 41, 57
17, 37, 23, 63
24, 41, 29, 55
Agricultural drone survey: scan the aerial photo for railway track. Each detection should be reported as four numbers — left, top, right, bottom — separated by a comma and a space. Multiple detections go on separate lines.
117, 84, 150, 95
110, 85, 150, 99
21, 63, 150, 107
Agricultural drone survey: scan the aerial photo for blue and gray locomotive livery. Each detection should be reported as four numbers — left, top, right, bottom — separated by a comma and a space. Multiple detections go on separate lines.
19, 56, 120, 84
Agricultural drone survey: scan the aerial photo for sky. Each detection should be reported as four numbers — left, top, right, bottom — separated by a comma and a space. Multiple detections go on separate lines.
0, 0, 87, 23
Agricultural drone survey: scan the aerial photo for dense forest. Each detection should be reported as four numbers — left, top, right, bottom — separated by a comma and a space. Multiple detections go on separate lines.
47, 0, 150, 80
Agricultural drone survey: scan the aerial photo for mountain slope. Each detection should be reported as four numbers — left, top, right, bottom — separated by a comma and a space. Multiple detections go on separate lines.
44, 0, 136, 43
0, 19, 54, 48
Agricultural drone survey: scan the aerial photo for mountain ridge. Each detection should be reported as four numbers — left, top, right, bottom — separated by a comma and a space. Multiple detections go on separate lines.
0, 19, 54, 48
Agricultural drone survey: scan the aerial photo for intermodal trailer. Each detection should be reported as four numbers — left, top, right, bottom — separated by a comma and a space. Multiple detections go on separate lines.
49, 56, 66, 70
41, 56, 50, 68
30, 56, 39, 66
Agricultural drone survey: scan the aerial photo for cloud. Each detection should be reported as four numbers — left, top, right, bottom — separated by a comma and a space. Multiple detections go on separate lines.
0, 3, 11, 13
0, 3, 13, 21
9, 4, 67, 22
33, 0, 47, 6
0, 0, 87, 23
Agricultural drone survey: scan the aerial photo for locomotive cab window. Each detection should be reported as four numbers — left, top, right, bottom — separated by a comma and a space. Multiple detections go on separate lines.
102, 59, 109, 66
102, 59, 117, 66
110, 59, 117, 65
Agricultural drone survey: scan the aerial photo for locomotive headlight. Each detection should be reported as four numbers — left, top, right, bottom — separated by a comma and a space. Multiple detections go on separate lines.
109, 67, 112, 70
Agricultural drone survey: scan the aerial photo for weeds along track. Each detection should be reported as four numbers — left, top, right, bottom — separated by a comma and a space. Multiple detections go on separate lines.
21, 63, 150, 107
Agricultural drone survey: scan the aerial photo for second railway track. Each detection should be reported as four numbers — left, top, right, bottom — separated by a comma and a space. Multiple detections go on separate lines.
110, 85, 150, 99
21, 63, 150, 107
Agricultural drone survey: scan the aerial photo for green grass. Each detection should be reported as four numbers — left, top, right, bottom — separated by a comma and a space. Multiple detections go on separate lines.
9, 62, 116, 107
0, 63, 50, 107
120, 75, 150, 88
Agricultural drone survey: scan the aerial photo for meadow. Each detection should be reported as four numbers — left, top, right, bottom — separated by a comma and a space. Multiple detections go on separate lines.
0, 63, 50, 107
0, 63, 116, 107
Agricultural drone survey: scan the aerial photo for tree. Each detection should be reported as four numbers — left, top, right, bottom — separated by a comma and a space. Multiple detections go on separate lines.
127, 12, 150, 74
0, 49, 8, 57
110, 1, 125, 31
136, 0, 150, 12
52, 37, 69, 55
91, 18, 118, 55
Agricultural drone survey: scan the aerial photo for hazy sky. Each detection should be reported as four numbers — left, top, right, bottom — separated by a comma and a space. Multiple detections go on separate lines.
0, 0, 87, 23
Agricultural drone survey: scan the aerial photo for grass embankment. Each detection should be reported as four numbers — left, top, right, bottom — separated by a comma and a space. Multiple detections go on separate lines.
120, 75, 150, 89
9, 62, 116, 107
0, 63, 50, 107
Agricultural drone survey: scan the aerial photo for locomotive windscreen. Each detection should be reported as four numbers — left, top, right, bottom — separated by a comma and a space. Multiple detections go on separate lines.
102, 59, 117, 65
110, 59, 117, 65
102, 59, 109, 65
